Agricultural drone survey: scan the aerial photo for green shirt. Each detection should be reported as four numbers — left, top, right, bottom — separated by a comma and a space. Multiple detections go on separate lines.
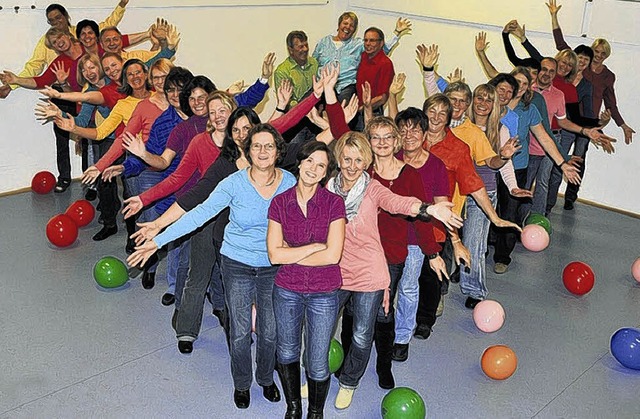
274, 56, 319, 107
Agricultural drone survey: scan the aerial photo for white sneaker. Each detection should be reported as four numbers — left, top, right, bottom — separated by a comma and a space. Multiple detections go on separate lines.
436, 297, 445, 317
301, 382, 308, 399
335, 387, 355, 409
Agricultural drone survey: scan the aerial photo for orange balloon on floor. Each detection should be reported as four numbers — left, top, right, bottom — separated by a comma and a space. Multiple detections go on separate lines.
481, 345, 518, 380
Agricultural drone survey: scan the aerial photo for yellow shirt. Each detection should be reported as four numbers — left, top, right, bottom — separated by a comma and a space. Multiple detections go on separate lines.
450, 118, 497, 214
95, 96, 142, 140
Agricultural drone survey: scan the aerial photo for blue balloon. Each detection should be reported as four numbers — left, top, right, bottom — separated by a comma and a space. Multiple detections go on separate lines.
610, 328, 640, 370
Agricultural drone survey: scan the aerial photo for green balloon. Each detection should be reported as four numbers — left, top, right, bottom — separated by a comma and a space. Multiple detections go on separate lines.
93, 256, 129, 288
381, 387, 427, 419
525, 213, 552, 234
328, 338, 344, 373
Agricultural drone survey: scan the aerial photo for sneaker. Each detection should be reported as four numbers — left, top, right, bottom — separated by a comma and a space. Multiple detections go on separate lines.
436, 298, 445, 317
494, 263, 509, 274
85, 188, 97, 201
335, 387, 354, 410
300, 382, 308, 399
54, 179, 71, 193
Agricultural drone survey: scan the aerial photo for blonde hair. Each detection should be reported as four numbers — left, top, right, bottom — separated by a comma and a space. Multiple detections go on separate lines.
469, 84, 502, 153
333, 131, 373, 168
44, 27, 74, 49
365, 116, 403, 154
591, 38, 612, 59
148, 58, 174, 85
76, 53, 104, 86
205, 90, 237, 133
555, 49, 578, 80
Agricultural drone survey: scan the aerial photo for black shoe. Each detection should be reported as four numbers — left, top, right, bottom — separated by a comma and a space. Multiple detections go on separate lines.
564, 200, 575, 210
177, 340, 193, 354
413, 324, 432, 340
212, 309, 226, 327
261, 383, 281, 402
161, 293, 175, 306
85, 188, 97, 201
391, 343, 409, 362
277, 362, 303, 419
374, 321, 395, 390
141, 270, 155, 289
307, 375, 330, 419
234, 389, 250, 409
465, 297, 482, 309
54, 179, 71, 193
450, 266, 460, 284
125, 238, 136, 255
92, 225, 117, 241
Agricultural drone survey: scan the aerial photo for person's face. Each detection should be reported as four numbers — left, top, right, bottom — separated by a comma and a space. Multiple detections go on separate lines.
537, 60, 557, 88
528, 68, 539, 81
557, 57, 574, 78
576, 53, 591, 72
188, 87, 208, 116
339, 145, 367, 184
101, 30, 123, 54
231, 115, 252, 148
150, 69, 168, 93
164, 83, 182, 109
48, 34, 72, 53
101, 56, 123, 82
399, 121, 426, 153
447, 91, 470, 120
126, 64, 146, 91
426, 103, 449, 134
249, 132, 278, 169
79, 26, 98, 50
298, 150, 329, 186
369, 125, 397, 158
46, 10, 68, 31
514, 73, 530, 98
81, 60, 101, 85
472, 93, 495, 118
208, 99, 231, 132
495, 81, 514, 106
288, 38, 309, 66
363, 30, 383, 56
337, 17, 356, 41
592, 45, 608, 65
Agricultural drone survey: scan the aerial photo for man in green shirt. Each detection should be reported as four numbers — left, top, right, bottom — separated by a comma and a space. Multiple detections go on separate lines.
274, 31, 319, 108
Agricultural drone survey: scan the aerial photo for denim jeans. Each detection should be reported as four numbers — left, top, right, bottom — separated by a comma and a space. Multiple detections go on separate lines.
460, 191, 497, 300
221, 255, 278, 391
394, 246, 425, 344
494, 168, 529, 266
337, 288, 384, 389
167, 238, 190, 301
273, 286, 339, 381
525, 154, 554, 216
547, 130, 590, 213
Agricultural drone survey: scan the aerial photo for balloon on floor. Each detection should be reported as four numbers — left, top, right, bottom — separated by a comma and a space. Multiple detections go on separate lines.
31, 171, 56, 194
562, 261, 595, 295
610, 327, 640, 370
525, 213, 551, 234
521, 224, 550, 252
473, 300, 505, 333
481, 345, 518, 380
328, 338, 344, 373
66, 199, 96, 227
93, 256, 129, 288
381, 387, 426, 419
631, 258, 640, 283
46, 214, 78, 247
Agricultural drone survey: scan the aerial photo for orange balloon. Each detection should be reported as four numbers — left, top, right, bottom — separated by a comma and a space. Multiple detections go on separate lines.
481, 345, 518, 380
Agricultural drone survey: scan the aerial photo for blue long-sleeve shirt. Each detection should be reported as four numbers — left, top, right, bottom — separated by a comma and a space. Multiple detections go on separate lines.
234, 79, 269, 108
69, 79, 114, 140
154, 168, 296, 267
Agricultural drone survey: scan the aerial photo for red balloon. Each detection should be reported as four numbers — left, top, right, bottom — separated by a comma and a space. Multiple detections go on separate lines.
65, 199, 96, 227
562, 261, 595, 295
31, 171, 56, 194
46, 214, 78, 248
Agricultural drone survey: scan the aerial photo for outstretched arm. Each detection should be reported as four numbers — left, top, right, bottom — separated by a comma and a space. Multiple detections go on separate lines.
475, 32, 499, 80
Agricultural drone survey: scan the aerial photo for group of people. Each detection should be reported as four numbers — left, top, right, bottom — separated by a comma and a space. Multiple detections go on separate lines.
1, 1, 632, 417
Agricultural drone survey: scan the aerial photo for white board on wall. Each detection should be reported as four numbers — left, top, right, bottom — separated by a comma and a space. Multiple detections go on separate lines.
348, 0, 587, 36
29, 0, 327, 8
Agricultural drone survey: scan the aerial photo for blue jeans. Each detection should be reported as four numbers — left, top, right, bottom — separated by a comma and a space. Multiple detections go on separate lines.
273, 286, 339, 381
221, 255, 278, 391
460, 192, 497, 300
167, 238, 190, 301
394, 246, 424, 344
337, 288, 384, 389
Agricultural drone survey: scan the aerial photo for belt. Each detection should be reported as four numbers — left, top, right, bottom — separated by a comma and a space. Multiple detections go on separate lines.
551, 129, 562, 134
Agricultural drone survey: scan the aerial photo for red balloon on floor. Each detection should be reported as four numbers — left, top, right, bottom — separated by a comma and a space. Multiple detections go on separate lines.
31, 171, 56, 194
66, 199, 96, 227
46, 214, 78, 248
562, 261, 595, 295
521, 224, 549, 252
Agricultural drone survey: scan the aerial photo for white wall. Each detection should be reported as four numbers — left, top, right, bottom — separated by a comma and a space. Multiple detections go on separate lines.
1, 1, 639, 214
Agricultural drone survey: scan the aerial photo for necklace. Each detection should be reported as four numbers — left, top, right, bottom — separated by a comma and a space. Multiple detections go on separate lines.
249, 167, 276, 187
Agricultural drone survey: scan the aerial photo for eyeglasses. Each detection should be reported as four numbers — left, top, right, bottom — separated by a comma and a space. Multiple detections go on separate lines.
151, 75, 167, 82
47, 14, 66, 25
370, 134, 395, 142
250, 143, 276, 152
399, 127, 423, 137
364, 38, 381, 43
165, 87, 182, 95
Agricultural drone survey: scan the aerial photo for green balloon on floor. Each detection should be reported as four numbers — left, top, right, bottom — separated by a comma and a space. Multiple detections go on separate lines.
328, 338, 344, 373
93, 256, 128, 288
525, 213, 552, 234
381, 387, 426, 419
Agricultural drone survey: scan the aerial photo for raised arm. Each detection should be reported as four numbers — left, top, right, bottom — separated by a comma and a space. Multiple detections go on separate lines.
475, 32, 499, 80
416, 44, 441, 97
383, 18, 412, 55
234, 52, 275, 108
387, 72, 405, 120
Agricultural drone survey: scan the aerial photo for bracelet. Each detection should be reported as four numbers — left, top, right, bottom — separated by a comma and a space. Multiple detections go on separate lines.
580, 127, 585, 136
422, 65, 434, 72
418, 202, 431, 218
275, 107, 286, 113
559, 161, 567, 168
427, 253, 439, 260
499, 154, 509, 161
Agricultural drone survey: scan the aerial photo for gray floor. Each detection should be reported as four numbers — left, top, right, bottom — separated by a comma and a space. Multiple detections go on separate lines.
1, 182, 639, 419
